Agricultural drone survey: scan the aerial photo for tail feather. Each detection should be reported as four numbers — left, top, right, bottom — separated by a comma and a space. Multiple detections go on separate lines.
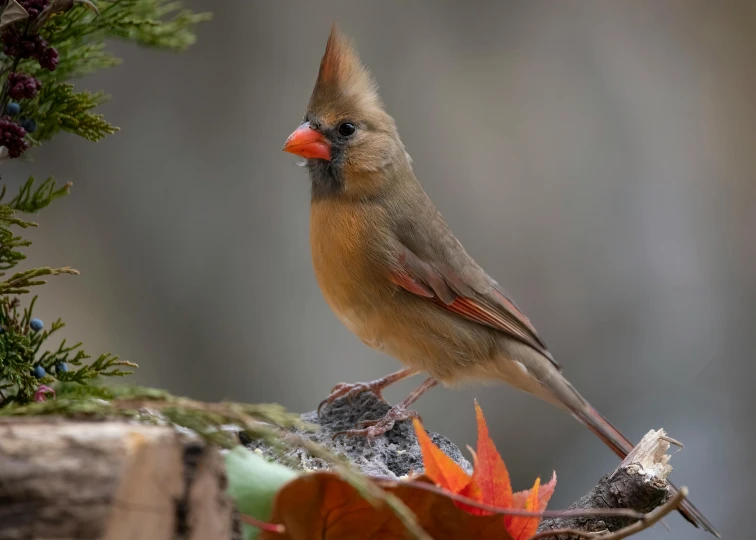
573, 404, 721, 537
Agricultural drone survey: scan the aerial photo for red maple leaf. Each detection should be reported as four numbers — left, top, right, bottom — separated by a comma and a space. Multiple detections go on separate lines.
412, 401, 557, 540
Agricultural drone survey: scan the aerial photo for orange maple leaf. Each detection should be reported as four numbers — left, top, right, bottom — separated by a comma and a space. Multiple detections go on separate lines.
413, 420, 475, 495
512, 471, 558, 514
412, 401, 557, 539
470, 400, 513, 513
506, 477, 541, 540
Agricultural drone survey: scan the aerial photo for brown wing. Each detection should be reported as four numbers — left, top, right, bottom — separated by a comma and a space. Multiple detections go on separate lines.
390, 242, 560, 369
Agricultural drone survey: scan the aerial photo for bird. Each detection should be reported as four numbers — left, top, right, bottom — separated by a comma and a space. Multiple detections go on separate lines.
282, 24, 719, 537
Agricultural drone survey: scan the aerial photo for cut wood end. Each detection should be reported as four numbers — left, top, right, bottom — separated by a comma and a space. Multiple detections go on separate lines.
621, 428, 674, 481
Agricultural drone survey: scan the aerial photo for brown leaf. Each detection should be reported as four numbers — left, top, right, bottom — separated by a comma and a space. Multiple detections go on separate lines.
260, 472, 513, 540
30, 0, 99, 32
0, 0, 29, 30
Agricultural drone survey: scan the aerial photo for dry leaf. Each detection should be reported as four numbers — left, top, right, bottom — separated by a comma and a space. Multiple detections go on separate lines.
412, 418, 476, 494
506, 477, 541, 540
470, 399, 513, 513
0, 0, 29, 30
260, 472, 511, 540
413, 401, 558, 537
511, 471, 557, 513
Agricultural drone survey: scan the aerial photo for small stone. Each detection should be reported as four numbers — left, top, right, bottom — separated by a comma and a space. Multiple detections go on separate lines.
244, 391, 472, 479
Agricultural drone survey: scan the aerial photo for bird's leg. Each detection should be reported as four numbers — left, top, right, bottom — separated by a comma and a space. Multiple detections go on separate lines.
333, 377, 438, 442
317, 367, 418, 415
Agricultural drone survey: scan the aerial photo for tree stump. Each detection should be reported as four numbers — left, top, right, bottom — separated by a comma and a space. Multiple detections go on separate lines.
0, 418, 235, 540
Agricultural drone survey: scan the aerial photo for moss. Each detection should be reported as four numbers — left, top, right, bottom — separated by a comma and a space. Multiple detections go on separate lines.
0, 383, 310, 449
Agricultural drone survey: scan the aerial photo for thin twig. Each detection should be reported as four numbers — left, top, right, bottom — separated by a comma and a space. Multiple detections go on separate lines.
527, 487, 688, 540
383, 479, 646, 520
528, 528, 605, 540
595, 487, 687, 540
240, 513, 286, 534
659, 435, 684, 448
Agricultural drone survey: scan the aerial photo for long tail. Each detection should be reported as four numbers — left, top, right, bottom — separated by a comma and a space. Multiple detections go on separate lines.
572, 401, 720, 537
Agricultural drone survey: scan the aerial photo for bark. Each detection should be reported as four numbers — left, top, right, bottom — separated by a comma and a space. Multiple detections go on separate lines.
536, 429, 673, 538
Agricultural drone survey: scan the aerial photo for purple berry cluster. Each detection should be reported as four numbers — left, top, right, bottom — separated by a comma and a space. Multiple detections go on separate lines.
0, 116, 28, 158
39, 43, 58, 71
19, 0, 51, 19
0, 2, 58, 158
2, 33, 58, 71
7, 72, 41, 100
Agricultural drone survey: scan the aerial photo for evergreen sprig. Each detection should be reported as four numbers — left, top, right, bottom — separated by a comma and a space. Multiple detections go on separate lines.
24, 81, 114, 142
0, 0, 209, 406
0, 296, 137, 405
0, 177, 73, 282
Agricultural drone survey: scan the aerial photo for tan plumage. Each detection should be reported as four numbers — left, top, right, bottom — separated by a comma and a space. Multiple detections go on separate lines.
283, 24, 718, 537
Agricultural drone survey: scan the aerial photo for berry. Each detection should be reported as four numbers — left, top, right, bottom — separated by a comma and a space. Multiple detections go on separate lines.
39, 46, 58, 71
0, 116, 28, 158
34, 384, 55, 402
19, 117, 37, 133
7, 73, 41, 100
29, 318, 43, 331
5, 102, 20, 116
32, 365, 46, 378
3, 33, 45, 60
56, 362, 68, 373
19, 0, 50, 19
1, 32, 57, 71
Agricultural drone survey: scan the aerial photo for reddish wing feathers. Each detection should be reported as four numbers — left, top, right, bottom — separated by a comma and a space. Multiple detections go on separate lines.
391, 243, 558, 368
390, 269, 434, 298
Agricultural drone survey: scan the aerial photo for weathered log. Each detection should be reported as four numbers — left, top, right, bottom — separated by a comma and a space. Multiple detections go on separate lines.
0, 417, 235, 540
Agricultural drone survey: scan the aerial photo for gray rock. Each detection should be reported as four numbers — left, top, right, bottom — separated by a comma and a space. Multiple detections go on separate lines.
244, 391, 471, 479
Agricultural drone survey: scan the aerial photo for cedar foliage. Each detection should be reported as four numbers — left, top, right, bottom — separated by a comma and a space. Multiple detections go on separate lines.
0, 0, 210, 406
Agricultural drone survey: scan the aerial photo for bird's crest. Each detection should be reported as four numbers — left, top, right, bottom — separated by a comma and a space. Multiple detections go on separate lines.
309, 24, 382, 114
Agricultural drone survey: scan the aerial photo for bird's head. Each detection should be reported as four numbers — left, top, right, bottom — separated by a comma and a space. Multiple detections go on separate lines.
283, 24, 408, 199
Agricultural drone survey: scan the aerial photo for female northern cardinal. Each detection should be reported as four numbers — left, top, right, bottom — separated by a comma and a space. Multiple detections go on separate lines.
282, 25, 718, 536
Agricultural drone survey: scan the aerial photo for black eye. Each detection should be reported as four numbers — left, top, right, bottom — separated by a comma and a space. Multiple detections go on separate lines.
338, 122, 356, 137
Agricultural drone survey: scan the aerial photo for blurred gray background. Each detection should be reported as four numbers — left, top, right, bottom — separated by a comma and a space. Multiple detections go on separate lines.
7, 1, 753, 537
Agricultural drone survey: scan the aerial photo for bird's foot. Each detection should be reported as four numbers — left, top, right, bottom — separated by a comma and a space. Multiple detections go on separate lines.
317, 368, 418, 416
332, 405, 421, 444
317, 380, 389, 416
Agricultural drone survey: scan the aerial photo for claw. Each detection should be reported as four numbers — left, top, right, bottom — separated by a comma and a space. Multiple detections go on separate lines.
332, 406, 419, 442
317, 399, 329, 416
332, 426, 380, 446
316, 381, 390, 417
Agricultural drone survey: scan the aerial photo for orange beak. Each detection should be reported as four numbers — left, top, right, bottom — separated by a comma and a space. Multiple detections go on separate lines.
282, 122, 331, 161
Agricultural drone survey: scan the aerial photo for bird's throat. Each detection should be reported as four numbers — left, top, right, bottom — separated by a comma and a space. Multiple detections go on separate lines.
308, 160, 345, 201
